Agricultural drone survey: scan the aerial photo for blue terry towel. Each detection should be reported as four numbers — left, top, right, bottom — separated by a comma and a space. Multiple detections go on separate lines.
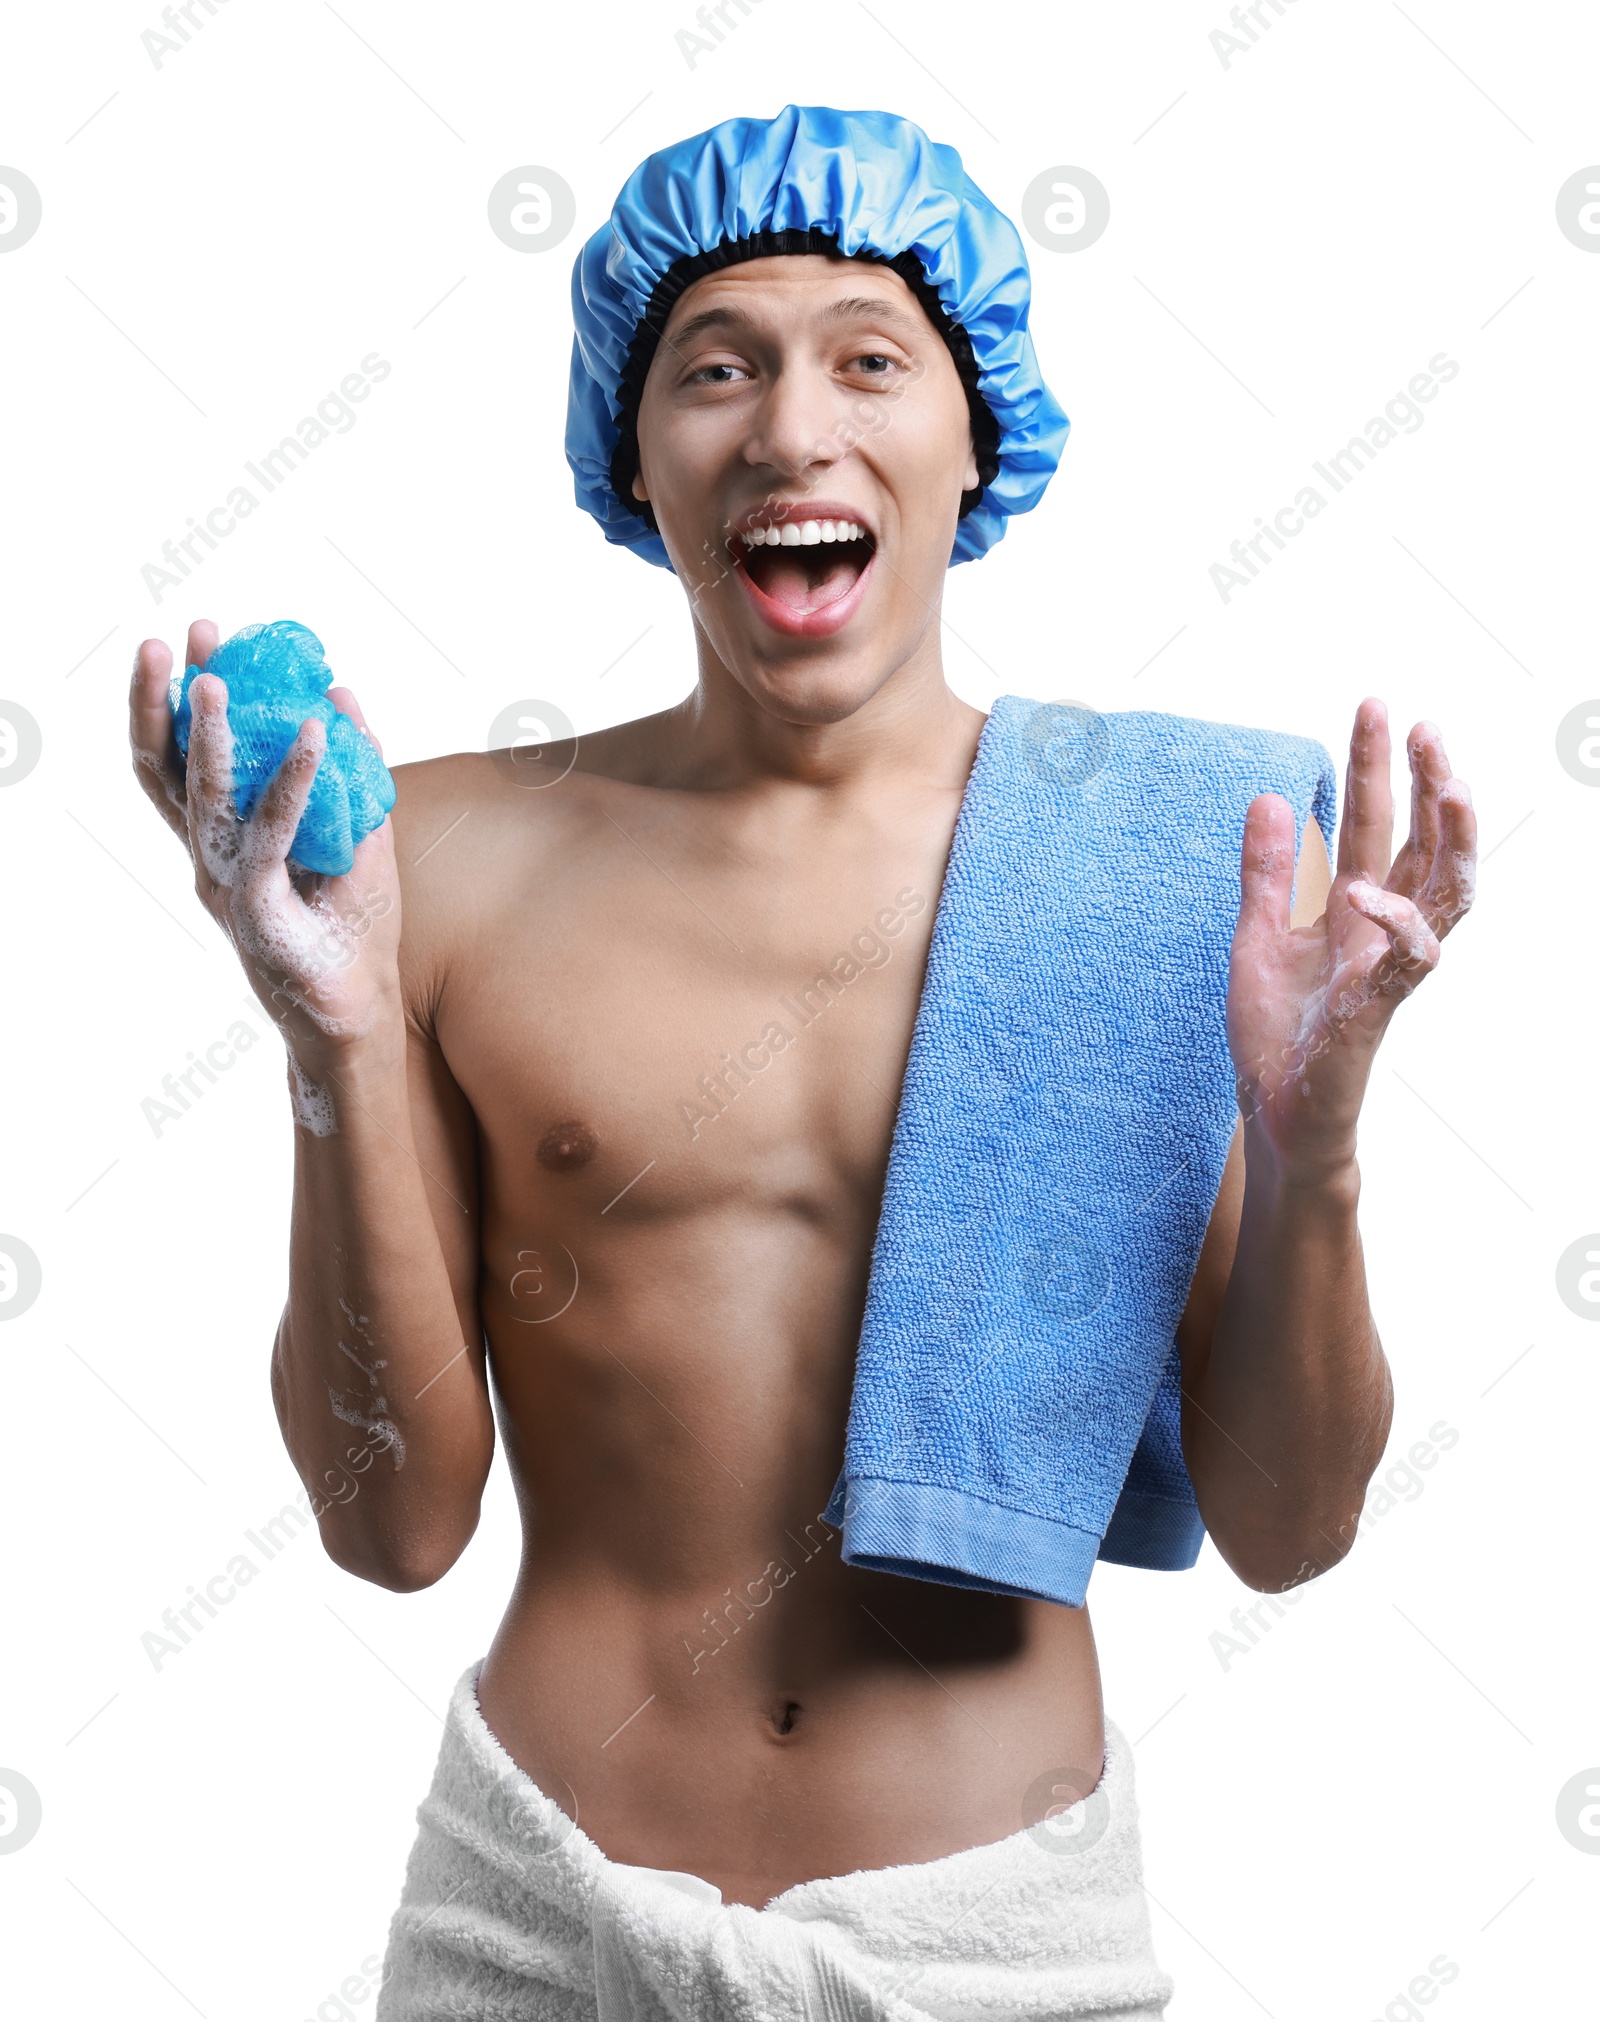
824, 696, 1338, 1607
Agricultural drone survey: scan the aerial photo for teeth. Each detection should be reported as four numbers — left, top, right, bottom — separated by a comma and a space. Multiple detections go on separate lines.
740, 518, 867, 547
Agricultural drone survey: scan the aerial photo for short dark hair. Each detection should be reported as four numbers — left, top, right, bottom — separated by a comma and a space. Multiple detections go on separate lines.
607, 227, 1003, 534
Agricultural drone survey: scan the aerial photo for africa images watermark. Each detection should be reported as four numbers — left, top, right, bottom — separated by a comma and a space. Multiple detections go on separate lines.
142, 883, 392, 1136
141, 1009, 263, 1136
675, 887, 927, 1140
679, 1474, 916, 1675
139, 1421, 397, 1672
1208, 1416, 1460, 1672
1367, 1953, 1460, 2022
1209, 350, 1460, 604
674, 0, 766, 68
1210, 0, 1310, 70
141, 0, 242, 69
139, 350, 392, 603
681, 1513, 842, 1674
295, 1951, 388, 2022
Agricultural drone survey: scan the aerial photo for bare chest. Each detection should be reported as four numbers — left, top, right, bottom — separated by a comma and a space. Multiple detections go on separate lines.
436, 800, 951, 1237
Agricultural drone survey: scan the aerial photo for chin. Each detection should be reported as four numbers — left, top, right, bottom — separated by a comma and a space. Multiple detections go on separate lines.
669, 502, 948, 722
722, 635, 919, 727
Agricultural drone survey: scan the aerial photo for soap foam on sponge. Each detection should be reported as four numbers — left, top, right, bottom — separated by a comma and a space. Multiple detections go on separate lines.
171, 620, 394, 877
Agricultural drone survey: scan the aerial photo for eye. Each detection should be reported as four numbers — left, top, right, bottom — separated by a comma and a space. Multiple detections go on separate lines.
852, 353, 898, 376
687, 361, 751, 386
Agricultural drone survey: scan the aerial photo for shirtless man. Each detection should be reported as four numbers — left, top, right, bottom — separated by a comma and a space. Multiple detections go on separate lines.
128, 107, 1475, 2014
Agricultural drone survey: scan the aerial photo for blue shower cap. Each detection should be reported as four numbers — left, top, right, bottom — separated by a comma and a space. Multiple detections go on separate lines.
566, 104, 1069, 570
171, 620, 395, 878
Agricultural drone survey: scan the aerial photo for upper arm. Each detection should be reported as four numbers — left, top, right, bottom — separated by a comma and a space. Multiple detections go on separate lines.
390, 758, 487, 1376
403, 1016, 484, 1362
1175, 810, 1333, 1381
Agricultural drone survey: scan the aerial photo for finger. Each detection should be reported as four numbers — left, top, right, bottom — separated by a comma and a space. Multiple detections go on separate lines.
129, 637, 190, 839
327, 684, 383, 758
1390, 719, 1449, 894
184, 673, 244, 887
1235, 793, 1297, 941
1345, 879, 1440, 997
1335, 698, 1393, 887
240, 716, 326, 886
185, 617, 219, 681
1420, 778, 1477, 934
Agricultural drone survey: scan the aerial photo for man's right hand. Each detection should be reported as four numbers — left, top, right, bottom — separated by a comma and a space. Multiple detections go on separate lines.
129, 617, 403, 1069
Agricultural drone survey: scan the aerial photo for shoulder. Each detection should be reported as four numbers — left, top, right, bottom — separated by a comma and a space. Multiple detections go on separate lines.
388, 705, 672, 866
385, 709, 683, 1017
388, 748, 503, 861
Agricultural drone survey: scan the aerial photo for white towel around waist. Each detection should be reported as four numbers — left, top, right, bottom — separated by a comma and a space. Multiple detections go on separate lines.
375, 1661, 1174, 2022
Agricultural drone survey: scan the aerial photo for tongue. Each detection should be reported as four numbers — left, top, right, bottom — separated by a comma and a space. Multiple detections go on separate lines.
756, 550, 862, 612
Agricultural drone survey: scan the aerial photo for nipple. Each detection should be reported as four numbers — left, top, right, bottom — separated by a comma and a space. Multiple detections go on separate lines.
537, 1120, 598, 1173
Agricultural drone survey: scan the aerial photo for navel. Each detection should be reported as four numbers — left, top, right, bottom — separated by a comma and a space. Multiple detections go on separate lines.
537, 1120, 598, 1173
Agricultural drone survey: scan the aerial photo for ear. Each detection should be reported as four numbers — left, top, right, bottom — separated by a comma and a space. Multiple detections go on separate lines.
963, 434, 979, 494
630, 466, 650, 505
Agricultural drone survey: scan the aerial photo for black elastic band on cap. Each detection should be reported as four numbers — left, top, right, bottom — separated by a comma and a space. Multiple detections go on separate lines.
608, 231, 1003, 535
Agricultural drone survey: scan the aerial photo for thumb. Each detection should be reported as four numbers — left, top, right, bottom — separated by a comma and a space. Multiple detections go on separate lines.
328, 685, 383, 759
1235, 793, 1297, 942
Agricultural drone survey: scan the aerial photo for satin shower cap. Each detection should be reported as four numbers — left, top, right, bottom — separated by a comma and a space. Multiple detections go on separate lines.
566, 104, 1069, 570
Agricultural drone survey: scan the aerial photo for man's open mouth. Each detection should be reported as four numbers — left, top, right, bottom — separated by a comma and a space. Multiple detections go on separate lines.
727, 510, 877, 639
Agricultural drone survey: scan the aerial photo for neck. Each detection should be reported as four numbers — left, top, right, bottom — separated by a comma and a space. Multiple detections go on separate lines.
652, 622, 984, 798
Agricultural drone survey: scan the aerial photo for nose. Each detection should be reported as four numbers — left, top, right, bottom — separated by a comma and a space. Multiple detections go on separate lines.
739, 355, 847, 488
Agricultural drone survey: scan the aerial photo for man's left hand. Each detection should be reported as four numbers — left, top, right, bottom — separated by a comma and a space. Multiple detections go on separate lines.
1227, 696, 1476, 1178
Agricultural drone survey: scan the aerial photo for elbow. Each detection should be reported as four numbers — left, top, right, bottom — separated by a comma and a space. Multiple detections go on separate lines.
1229, 1547, 1339, 1595
317, 1513, 476, 1593
1213, 1516, 1358, 1595
355, 1548, 460, 1595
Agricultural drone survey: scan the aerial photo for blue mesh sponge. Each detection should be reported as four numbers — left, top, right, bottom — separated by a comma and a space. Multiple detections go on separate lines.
170, 620, 394, 877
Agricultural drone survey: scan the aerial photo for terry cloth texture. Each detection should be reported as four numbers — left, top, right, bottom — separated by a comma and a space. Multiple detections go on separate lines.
566, 103, 1069, 571
824, 697, 1338, 1608
376, 1660, 1174, 2020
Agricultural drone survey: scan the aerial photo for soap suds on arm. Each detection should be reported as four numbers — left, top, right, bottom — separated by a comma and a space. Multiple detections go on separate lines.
288, 1053, 337, 1136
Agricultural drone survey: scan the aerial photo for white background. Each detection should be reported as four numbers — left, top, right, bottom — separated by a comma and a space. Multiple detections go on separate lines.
1, 1, 1595, 2015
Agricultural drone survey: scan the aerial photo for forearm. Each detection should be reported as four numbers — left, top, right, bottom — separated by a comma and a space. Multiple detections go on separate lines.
1183, 1125, 1393, 1589
271, 1027, 491, 1589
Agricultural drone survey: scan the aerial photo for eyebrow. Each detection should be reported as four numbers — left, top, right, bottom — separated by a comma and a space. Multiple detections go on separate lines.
817, 295, 924, 333
664, 293, 925, 350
